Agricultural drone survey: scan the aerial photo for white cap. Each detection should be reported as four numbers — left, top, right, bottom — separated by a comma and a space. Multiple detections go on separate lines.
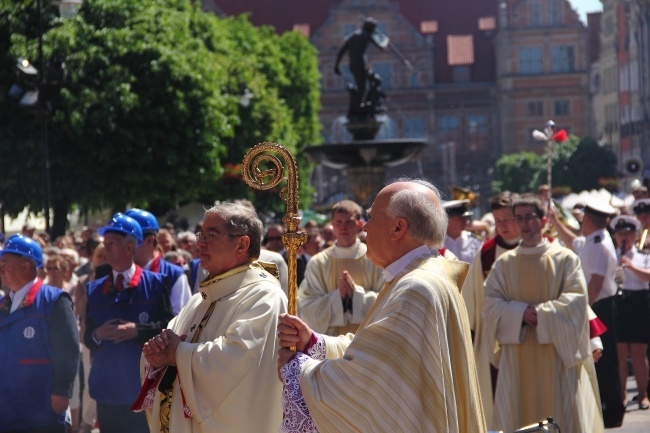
610, 215, 641, 232
442, 199, 472, 217
633, 198, 650, 214
583, 197, 616, 217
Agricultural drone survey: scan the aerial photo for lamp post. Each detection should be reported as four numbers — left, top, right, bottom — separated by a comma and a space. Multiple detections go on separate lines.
33, 0, 83, 233
531, 119, 559, 205
224, 88, 254, 198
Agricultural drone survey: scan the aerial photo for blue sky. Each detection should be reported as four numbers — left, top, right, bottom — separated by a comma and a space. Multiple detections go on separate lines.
571, 0, 603, 23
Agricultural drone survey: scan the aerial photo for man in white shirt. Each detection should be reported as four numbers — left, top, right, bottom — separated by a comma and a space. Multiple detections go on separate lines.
550, 197, 624, 427
443, 199, 482, 263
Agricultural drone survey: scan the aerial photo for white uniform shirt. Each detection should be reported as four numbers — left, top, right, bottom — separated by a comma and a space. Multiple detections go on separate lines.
617, 247, 650, 291
573, 229, 617, 301
444, 231, 482, 263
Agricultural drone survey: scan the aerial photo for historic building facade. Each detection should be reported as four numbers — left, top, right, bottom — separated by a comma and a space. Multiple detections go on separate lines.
591, 0, 650, 184
495, 0, 591, 154
205, 0, 500, 206
205, 0, 603, 205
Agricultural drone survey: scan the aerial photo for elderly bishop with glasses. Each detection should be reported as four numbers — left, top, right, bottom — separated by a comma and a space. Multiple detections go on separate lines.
133, 202, 287, 433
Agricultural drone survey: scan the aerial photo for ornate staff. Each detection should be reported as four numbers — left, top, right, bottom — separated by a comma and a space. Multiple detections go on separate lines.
532, 120, 568, 205
242, 142, 307, 316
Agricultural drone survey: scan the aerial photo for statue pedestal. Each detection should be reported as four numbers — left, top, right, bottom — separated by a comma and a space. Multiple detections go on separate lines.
345, 119, 383, 141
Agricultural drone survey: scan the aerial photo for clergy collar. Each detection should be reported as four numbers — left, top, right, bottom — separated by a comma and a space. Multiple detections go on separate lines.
383, 245, 431, 283
332, 239, 363, 259
518, 238, 551, 255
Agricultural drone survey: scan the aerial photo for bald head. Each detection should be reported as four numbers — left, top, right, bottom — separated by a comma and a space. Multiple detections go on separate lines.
384, 180, 447, 246
364, 179, 447, 268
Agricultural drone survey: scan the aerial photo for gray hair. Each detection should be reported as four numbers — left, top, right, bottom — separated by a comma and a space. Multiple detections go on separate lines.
205, 202, 263, 258
385, 178, 448, 247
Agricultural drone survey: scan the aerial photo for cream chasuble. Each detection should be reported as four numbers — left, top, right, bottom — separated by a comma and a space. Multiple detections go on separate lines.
298, 240, 384, 335
461, 238, 516, 429
143, 262, 287, 433
483, 241, 604, 433
298, 254, 486, 433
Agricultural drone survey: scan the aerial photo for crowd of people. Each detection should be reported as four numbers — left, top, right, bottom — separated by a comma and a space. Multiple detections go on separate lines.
0, 181, 649, 433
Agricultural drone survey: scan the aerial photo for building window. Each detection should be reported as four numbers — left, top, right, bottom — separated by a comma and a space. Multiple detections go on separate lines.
549, 1, 560, 25
447, 35, 475, 66
438, 115, 461, 142
404, 117, 426, 138
342, 65, 354, 88
554, 100, 570, 116
478, 16, 496, 31
467, 114, 488, 151
344, 24, 356, 38
373, 63, 392, 89
293, 24, 310, 37
410, 72, 419, 88
518, 46, 542, 74
552, 46, 575, 72
453, 66, 471, 82
527, 101, 544, 117
531, 3, 542, 27
420, 20, 438, 34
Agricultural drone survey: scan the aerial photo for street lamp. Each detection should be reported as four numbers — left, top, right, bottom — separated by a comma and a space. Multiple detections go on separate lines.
239, 88, 254, 108
56, 0, 84, 19
532, 119, 568, 200
8, 0, 83, 234
223, 88, 255, 198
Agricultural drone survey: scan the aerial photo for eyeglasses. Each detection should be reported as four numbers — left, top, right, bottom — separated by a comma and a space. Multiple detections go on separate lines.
515, 214, 540, 223
196, 230, 245, 243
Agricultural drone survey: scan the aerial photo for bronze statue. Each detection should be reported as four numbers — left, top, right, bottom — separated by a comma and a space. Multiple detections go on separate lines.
334, 17, 415, 137
334, 17, 385, 120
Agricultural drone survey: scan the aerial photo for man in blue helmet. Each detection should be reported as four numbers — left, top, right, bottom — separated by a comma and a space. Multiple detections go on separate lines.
0, 234, 79, 433
126, 208, 191, 315
84, 213, 173, 433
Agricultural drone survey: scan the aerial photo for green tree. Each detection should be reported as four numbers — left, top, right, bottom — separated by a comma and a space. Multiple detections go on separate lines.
492, 135, 619, 196
0, 0, 321, 236
491, 152, 545, 194
566, 137, 618, 192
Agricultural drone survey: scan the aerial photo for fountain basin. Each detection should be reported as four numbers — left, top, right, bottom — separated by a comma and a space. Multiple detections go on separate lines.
303, 139, 426, 169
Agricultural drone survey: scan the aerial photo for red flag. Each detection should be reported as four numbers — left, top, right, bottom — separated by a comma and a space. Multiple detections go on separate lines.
552, 129, 568, 142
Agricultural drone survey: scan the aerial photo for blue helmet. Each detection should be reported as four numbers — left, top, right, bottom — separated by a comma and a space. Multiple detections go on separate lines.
98, 213, 143, 245
1, 234, 44, 268
125, 208, 159, 235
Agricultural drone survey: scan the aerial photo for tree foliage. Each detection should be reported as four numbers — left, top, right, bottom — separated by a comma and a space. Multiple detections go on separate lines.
0, 0, 321, 236
491, 152, 545, 194
565, 137, 618, 192
492, 135, 618, 195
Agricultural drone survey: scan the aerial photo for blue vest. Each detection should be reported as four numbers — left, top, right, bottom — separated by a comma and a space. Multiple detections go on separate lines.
86, 267, 166, 404
0, 283, 65, 431
189, 258, 201, 294
156, 257, 185, 293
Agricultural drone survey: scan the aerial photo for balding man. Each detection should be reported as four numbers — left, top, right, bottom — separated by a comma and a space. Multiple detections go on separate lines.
277, 178, 485, 433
